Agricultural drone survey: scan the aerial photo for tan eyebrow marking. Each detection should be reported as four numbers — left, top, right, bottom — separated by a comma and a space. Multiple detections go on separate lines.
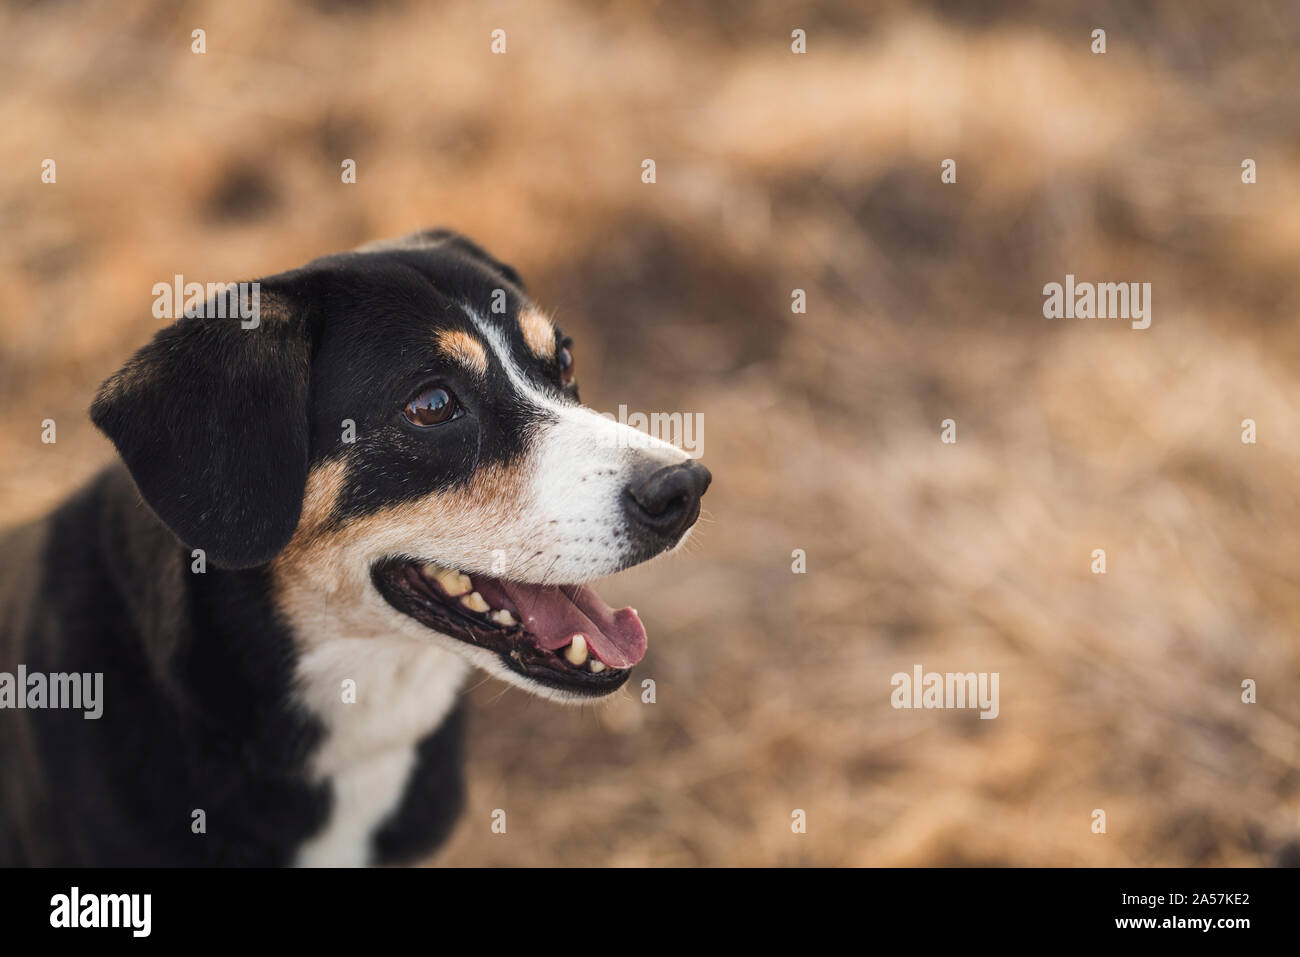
518, 308, 556, 359
435, 329, 489, 376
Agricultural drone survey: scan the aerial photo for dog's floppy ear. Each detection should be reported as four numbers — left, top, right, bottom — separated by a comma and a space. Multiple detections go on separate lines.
91, 272, 317, 569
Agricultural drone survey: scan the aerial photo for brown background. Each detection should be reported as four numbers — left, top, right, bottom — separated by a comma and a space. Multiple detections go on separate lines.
2, 0, 1298, 865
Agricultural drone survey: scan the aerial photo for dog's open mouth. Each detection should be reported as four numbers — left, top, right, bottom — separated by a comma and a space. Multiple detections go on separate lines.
372, 558, 646, 694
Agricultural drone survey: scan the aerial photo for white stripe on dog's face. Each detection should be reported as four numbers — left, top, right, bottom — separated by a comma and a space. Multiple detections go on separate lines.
462, 307, 691, 583
275, 313, 691, 592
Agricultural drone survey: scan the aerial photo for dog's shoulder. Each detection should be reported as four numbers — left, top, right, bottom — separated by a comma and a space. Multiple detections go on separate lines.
0, 466, 336, 865
3, 464, 468, 867
0, 467, 138, 660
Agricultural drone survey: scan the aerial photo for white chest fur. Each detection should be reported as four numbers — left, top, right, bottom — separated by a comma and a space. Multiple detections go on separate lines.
292, 634, 468, 867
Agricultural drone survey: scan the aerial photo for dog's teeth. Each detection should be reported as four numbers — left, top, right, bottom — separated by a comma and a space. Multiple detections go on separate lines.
489, 609, 517, 627
589, 659, 606, 673
564, 634, 588, 666
427, 565, 472, 597
460, 591, 490, 613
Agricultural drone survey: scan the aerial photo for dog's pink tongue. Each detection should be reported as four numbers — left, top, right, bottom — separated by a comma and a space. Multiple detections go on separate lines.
494, 581, 647, 668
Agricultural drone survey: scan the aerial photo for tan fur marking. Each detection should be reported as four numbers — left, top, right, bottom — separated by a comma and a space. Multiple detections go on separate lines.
435, 329, 489, 377
272, 459, 535, 615
519, 308, 556, 359
354, 232, 447, 254
254, 289, 296, 328
294, 459, 349, 541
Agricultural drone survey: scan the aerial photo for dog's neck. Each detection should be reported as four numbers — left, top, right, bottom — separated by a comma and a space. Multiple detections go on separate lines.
269, 539, 469, 867
275, 565, 469, 772
103, 464, 468, 865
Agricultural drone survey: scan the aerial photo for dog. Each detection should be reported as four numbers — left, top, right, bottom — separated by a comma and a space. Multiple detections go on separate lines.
0, 229, 711, 866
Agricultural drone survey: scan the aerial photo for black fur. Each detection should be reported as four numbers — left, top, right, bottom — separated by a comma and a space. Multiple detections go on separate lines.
0, 230, 559, 866
0, 468, 323, 864
370, 707, 467, 865
89, 273, 316, 570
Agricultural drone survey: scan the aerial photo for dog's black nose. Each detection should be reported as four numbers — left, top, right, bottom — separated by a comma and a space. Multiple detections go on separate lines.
624, 460, 712, 541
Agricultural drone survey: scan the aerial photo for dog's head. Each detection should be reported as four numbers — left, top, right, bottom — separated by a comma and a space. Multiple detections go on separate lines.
91, 229, 710, 701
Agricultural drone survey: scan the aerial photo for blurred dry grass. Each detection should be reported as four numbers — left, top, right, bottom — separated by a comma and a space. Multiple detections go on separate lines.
2, 0, 1299, 865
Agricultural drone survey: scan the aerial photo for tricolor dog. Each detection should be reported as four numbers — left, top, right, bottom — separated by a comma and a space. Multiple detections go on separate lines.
0, 230, 711, 866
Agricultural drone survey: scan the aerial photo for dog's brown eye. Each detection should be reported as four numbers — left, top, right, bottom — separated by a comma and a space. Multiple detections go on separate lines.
403, 386, 458, 427
558, 346, 575, 385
